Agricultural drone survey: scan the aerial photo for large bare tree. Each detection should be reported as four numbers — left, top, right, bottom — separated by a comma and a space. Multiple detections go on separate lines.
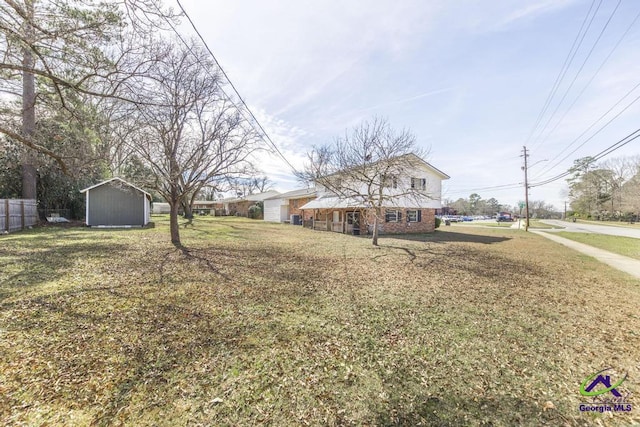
0, 0, 174, 197
299, 118, 431, 246
228, 175, 274, 197
130, 39, 258, 245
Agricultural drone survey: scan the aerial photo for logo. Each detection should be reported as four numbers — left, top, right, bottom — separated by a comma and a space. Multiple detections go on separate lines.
579, 368, 633, 414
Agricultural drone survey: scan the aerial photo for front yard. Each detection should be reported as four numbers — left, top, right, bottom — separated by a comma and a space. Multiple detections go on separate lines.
1, 217, 639, 426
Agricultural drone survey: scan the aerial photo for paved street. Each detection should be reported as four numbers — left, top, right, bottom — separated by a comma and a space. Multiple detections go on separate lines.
540, 219, 640, 239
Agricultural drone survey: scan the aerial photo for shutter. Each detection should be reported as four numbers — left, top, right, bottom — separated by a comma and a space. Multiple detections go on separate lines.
397, 210, 402, 222
417, 210, 422, 222
385, 210, 390, 222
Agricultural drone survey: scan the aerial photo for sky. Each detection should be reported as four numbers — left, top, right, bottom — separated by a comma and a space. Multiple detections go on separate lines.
175, 0, 640, 210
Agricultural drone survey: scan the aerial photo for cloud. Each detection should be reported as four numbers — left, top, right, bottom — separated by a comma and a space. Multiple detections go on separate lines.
349, 87, 456, 115
175, 0, 639, 210
499, 0, 578, 29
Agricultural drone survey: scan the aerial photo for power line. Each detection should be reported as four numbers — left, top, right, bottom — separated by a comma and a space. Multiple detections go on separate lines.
524, 0, 601, 146
174, 0, 298, 174
444, 183, 523, 197
529, 0, 622, 151
149, 0, 299, 174
529, 6, 640, 153
529, 127, 640, 187
531, 82, 640, 180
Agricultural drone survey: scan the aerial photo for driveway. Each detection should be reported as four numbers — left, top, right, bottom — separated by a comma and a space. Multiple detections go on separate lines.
540, 220, 640, 239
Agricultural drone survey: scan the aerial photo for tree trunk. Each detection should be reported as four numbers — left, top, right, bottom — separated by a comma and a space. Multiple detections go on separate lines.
169, 200, 181, 246
372, 210, 379, 246
21, 0, 37, 200
182, 200, 193, 219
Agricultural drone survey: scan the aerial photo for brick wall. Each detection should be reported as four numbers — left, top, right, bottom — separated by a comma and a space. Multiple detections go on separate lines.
371, 208, 436, 234
290, 196, 316, 220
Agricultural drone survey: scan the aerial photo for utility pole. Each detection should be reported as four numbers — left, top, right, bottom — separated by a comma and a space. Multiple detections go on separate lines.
522, 146, 530, 231
564, 201, 567, 220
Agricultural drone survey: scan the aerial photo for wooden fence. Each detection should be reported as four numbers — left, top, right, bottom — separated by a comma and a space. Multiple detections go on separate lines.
0, 199, 38, 233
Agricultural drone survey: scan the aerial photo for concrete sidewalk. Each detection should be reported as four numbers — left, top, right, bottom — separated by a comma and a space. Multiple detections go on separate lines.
530, 230, 640, 280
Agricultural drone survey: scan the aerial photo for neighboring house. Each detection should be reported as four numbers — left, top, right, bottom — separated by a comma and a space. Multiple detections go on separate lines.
152, 201, 219, 216
263, 188, 317, 223
220, 190, 281, 217
152, 202, 171, 214
299, 153, 449, 235
192, 200, 217, 215
80, 178, 151, 227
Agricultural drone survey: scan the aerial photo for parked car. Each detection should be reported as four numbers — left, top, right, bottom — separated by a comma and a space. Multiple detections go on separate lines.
496, 215, 512, 222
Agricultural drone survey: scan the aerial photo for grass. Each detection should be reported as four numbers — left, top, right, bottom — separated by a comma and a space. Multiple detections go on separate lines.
452, 221, 513, 228
555, 231, 640, 261
529, 219, 564, 229
1, 216, 640, 426
453, 219, 562, 229
574, 219, 640, 230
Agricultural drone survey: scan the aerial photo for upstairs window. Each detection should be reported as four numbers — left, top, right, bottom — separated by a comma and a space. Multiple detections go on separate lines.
411, 177, 427, 190
384, 175, 398, 189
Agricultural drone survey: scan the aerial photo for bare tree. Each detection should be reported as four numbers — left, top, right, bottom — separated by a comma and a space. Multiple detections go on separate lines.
529, 200, 559, 219
620, 157, 640, 218
130, 39, 258, 245
598, 156, 639, 216
227, 175, 274, 197
299, 118, 431, 246
0, 0, 175, 196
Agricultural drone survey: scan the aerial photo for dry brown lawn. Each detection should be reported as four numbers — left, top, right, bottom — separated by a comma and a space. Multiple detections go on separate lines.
1, 216, 639, 426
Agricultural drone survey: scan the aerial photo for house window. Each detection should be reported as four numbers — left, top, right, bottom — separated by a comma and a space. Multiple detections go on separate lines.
292, 199, 298, 208
346, 212, 359, 226
411, 178, 427, 190
385, 209, 401, 222
407, 210, 421, 222
384, 174, 398, 189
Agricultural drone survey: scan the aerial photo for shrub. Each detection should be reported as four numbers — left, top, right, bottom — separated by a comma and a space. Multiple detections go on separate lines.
248, 203, 263, 219
435, 217, 441, 229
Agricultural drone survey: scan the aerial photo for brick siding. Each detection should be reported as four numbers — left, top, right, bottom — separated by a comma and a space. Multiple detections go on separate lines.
369, 208, 435, 234
290, 196, 316, 220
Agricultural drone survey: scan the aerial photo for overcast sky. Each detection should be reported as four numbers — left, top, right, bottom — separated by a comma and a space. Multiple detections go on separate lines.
176, 0, 640, 210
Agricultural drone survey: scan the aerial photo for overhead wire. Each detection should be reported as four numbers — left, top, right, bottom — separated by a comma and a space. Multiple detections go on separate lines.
524, 0, 601, 146
531, 81, 640, 180
529, 5, 640, 154
174, 0, 299, 174
148, 0, 299, 174
444, 183, 523, 197
529, 127, 640, 187
529, 0, 622, 151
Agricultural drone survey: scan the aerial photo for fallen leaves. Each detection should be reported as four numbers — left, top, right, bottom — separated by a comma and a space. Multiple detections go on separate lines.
1, 217, 639, 425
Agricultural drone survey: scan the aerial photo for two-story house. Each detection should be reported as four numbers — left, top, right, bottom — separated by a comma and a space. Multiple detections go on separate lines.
298, 153, 449, 235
